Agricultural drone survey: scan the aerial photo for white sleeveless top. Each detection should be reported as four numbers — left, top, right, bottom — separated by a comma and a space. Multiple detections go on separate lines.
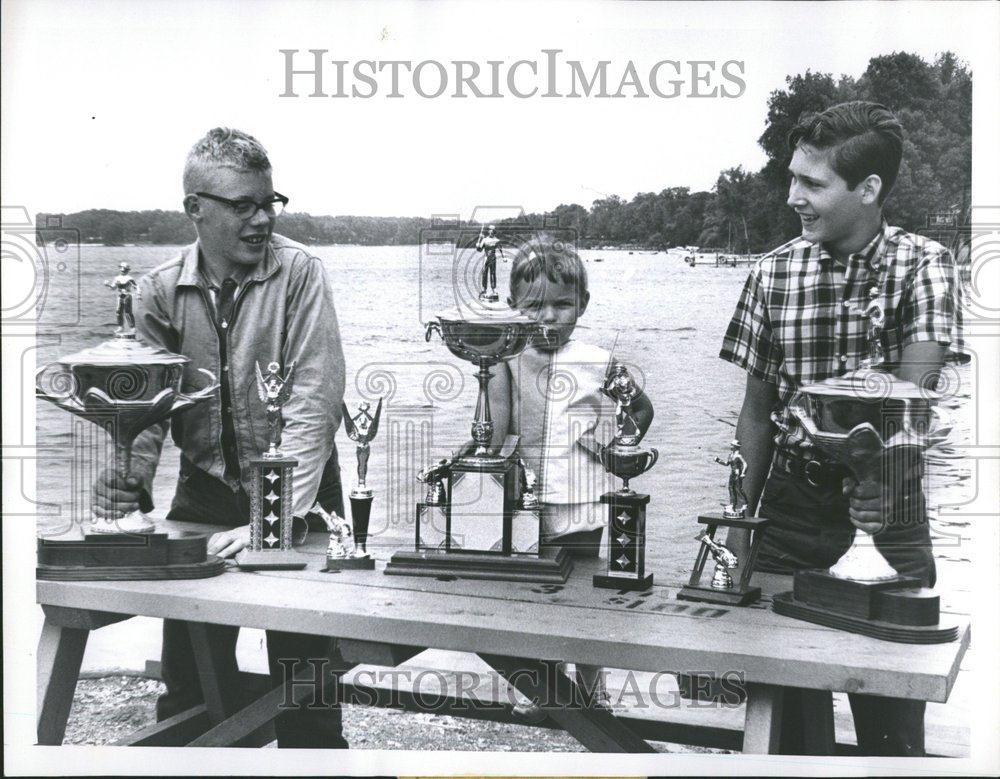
509, 339, 618, 514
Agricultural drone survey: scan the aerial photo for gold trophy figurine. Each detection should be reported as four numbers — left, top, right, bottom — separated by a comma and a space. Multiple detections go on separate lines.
326, 398, 382, 571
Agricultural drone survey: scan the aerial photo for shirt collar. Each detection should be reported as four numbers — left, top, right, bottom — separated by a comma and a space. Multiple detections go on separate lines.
816, 219, 889, 271
177, 238, 282, 288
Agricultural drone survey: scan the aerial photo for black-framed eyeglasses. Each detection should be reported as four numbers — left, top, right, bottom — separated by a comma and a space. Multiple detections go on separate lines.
195, 191, 289, 220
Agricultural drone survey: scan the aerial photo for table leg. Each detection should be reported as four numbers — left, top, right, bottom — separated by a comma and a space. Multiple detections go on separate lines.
742, 682, 784, 754
186, 621, 242, 725
37, 619, 89, 745
479, 653, 655, 753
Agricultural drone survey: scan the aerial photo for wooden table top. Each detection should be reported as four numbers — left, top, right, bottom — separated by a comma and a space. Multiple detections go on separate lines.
36, 523, 970, 703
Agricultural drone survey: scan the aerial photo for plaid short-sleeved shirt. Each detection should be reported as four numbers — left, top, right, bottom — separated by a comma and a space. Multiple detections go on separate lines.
720, 221, 964, 450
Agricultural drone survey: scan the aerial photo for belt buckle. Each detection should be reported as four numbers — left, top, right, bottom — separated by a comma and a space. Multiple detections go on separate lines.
803, 459, 824, 488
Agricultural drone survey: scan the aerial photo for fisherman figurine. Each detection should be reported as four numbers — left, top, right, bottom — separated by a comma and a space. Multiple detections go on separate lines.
715, 439, 748, 519
601, 364, 643, 444
104, 262, 138, 336
255, 361, 296, 458
476, 225, 504, 301
863, 286, 886, 369
696, 531, 740, 590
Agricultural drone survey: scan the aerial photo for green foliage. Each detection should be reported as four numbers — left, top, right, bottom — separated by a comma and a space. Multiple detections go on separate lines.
36, 52, 969, 253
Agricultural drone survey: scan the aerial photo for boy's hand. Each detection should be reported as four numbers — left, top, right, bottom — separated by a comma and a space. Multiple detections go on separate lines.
92, 466, 145, 517
208, 526, 251, 558
841, 476, 884, 534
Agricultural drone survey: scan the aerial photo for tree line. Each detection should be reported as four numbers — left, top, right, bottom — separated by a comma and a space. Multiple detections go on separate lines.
37, 52, 969, 254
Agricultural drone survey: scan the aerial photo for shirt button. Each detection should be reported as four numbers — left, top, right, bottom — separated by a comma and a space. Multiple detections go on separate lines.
843, 301, 852, 309
223, 366, 229, 372
221, 321, 229, 329
840, 354, 848, 363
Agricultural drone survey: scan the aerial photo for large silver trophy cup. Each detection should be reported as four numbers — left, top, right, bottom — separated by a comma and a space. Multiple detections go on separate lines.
385, 305, 573, 583
36, 280, 218, 537
772, 289, 958, 642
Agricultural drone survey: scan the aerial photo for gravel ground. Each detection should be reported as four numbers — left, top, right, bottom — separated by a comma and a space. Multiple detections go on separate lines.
62, 675, 604, 751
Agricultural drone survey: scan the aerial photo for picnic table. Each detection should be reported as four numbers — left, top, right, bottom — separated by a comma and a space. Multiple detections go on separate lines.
36, 520, 970, 753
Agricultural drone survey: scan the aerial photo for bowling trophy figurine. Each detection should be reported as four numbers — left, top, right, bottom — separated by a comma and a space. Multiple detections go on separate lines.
771, 286, 958, 642
235, 361, 307, 570
678, 439, 771, 606
325, 398, 383, 571
593, 365, 658, 591
35, 269, 224, 580
385, 306, 572, 582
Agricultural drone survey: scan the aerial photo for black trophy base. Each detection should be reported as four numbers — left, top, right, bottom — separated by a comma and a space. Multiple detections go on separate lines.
677, 583, 761, 606
385, 546, 572, 584
324, 554, 377, 572
234, 549, 309, 570
36, 532, 227, 581
772, 592, 958, 644
593, 573, 654, 592
770, 568, 958, 644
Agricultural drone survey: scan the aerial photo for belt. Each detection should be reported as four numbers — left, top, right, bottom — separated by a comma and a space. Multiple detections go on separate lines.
772, 449, 846, 489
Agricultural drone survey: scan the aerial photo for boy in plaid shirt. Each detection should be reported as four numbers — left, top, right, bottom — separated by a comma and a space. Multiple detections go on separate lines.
720, 101, 963, 755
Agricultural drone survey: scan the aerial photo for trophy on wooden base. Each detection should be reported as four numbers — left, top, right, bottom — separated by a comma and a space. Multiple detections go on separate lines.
35, 270, 224, 580
236, 361, 307, 570
593, 365, 658, 591
678, 441, 771, 606
385, 306, 572, 583
772, 288, 958, 643
325, 399, 382, 571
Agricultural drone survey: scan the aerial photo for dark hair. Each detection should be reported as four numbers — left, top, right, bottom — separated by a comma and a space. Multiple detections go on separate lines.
508, 236, 588, 304
788, 101, 903, 205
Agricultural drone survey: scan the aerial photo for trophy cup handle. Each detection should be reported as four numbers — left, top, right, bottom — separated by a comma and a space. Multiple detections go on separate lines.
647, 447, 659, 472
425, 321, 442, 343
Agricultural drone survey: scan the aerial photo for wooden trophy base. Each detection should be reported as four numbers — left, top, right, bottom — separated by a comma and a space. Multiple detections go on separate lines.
234, 549, 309, 571
677, 583, 761, 606
324, 554, 377, 572
593, 573, 654, 592
771, 569, 959, 644
385, 546, 572, 584
36, 533, 226, 581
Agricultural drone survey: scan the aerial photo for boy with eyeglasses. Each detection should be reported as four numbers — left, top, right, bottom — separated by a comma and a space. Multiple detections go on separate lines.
92, 127, 349, 748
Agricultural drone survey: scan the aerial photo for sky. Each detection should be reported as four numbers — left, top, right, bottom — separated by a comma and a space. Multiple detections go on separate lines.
1, 0, 996, 219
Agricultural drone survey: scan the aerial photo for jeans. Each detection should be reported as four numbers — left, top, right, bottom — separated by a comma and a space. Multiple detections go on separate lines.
156, 461, 348, 748
758, 466, 933, 756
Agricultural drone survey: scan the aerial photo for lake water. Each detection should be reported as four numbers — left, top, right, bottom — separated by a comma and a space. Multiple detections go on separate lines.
34, 243, 974, 605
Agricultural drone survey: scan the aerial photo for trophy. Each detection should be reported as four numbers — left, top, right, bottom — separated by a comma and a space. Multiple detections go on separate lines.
35, 270, 223, 580
592, 365, 658, 591
235, 361, 307, 570
677, 440, 771, 606
324, 399, 382, 571
385, 306, 573, 583
475, 225, 503, 302
772, 287, 958, 642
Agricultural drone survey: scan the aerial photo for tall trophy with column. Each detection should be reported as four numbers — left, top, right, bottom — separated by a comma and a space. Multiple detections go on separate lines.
235, 361, 307, 570
772, 287, 958, 642
324, 398, 382, 571
592, 365, 658, 591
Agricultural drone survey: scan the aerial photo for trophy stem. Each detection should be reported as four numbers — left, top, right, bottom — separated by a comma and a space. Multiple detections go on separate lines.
472, 361, 495, 457
349, 493, 374, 554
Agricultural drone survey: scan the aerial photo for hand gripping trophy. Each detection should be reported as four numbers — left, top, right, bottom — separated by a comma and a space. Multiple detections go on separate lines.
593, 364, 658, 590
325, 398, 382, 571
235, 361, 306, 569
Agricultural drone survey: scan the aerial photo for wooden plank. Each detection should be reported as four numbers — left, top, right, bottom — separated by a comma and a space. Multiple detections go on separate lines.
479, 653, 656, 753
188, 661, 340, 748
36, 620, 89, 745
114, 704, 211, 746
338, 639, 423, 667
742, 683, 783, 754
186, 622, 241, 725
36, 557, 970, 702
40, 604, 132, 630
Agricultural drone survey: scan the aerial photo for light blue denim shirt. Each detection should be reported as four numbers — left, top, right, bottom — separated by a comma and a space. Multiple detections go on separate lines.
131, 234, 346, 518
